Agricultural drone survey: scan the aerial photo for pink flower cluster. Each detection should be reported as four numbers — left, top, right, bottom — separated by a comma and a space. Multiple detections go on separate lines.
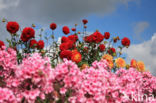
0, 48, 55, 103
54, 59, 156, 103
0, 48, 156, 103
0, 88, 16, 103
0, 47, 17, 79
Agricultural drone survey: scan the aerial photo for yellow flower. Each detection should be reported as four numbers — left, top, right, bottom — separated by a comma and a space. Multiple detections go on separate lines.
115, 57, 126, 68
130, 59, 137, 68
102, 54, 113, 62
137, 61, 145, 72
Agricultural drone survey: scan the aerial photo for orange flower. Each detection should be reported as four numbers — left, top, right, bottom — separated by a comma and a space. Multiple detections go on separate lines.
108, 61, 114, 69
137, 61, 145, 72
71, 51, 82, 63
81, 64, 89, 70
115, 57, 126, 68
102, 54, 114, 69
130, 59, 137, 68
102, 54, 113, 62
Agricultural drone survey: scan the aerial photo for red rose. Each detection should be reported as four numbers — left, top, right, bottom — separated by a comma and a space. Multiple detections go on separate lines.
61, 36, 70, 43
68, 34, 78, 43
82, 19, 88, 24
29, 39, 37, 48
104, 32, 110, 39
121, 37, 130, 47
62, 26, 70, 35
71, 28, 76, 31
37, 40, 44, 49
92, 31, 104, 43
59, 43, 69, 51
21, 27, 35, 42
6, 21, 19, 34
84, 36, 93, 43
50, 23, 57, 30
99, 44, 105, 52
20, 34, 29, 42
0, 40, 5, 49
67, 40, 75, 49
108, 48, 116, 54
60, 50, 72, 60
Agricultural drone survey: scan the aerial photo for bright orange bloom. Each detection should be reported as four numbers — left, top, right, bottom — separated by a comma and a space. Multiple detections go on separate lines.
102, 54, 113, 62
71, 52, 82, 63
137, 61, 145, 72
115, 57, 126, 68
102, 54, 114, 69
108, 61, 114, 69
130, 59, 137, 68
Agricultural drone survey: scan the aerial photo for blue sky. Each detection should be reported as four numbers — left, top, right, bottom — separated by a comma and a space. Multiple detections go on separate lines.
85, 0, 156, 44
38, 0, 156, 45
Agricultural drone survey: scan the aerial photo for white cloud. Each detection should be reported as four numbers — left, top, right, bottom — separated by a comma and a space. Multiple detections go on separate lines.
133, 21, 149, 40
0, 0, 20, 10
0, 0, 137, 42
0, 0, 137, 25
123, 33, 156, 76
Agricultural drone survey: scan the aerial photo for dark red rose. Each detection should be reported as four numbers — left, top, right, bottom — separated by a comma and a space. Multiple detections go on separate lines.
67, 40, 75, 49
104, 32, 110, 39
68, 34, 78, 43
29, 39, 37, 48
0, 40, 5, 49
71, 28, 76, 31
114, 38, 117, 43
37, 40, 44, 49
50, 23, 57, 30
59, 43, 69, 51
82, 19, 88, 24
99, 44, 105, 52
84, 36, 93, 43
6, 21, 19, 34
108, 48, 116, 54
20, 34, 29, 42
21, 27, 35, 42
60, 50, 72, 60
62, 26, 70, 35
61, 36, 70, 43
92, 31, 104, 43
121, 37, 130, 47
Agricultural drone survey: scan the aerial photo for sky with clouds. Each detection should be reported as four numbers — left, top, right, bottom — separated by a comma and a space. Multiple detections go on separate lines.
0, 0, 156, 75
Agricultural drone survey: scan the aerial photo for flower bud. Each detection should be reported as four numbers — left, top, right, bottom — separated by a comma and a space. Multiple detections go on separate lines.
75, 24, 78, 26
41, 50, 45, 54
51, 35, 54, 39
126, 64, 130, 69
2, 18, 6, 22
32, 24, 36, 27
119, 51, 122, 55
78, 31, 81, 34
